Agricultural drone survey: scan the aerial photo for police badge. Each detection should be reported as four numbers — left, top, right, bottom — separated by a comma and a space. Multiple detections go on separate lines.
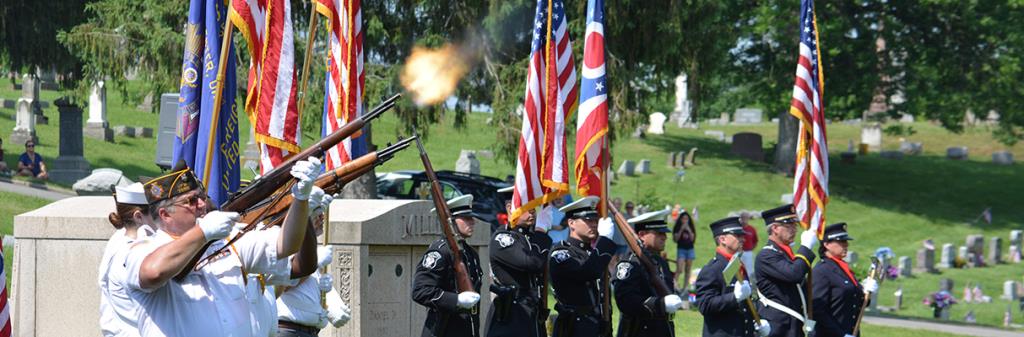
422, 251, 442, 269
616, 262, 632, 280
552, 250, 571, 263
495, 233, 515, 248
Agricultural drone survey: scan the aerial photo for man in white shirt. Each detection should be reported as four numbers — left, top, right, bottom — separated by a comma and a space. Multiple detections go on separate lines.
125, 158, 321, 337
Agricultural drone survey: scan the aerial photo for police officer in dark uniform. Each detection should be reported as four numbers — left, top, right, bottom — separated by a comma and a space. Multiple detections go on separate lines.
811, 223, 878, 337
413, 195, 485, 337
549, 196, 618, 337
695, 216, 771, 337
485, 191, 553, 337
755, 204, 818, 337
612, 210, 681, 337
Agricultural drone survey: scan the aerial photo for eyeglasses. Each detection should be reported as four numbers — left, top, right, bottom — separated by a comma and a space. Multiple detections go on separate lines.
173, 194, 204, 207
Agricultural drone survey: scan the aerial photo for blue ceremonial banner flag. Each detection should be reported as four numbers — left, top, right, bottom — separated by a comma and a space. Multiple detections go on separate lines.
174, 0, 240, 206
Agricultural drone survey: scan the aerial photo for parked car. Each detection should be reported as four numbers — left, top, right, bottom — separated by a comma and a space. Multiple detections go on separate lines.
376, 170, 512, 227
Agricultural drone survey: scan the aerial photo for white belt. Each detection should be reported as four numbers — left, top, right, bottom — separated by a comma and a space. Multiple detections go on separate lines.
757, 287, 807, 322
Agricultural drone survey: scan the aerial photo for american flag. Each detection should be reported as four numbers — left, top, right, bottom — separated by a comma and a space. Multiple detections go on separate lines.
231, 0, 302, 174
574, 0, 608, 207
510, 0, 579, 226
0, 239, 8, 337
315, 0, 364, 169
790, 0, 829, 238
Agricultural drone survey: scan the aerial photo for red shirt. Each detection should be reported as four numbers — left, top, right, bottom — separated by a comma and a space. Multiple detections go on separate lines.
741, 224, 758, 251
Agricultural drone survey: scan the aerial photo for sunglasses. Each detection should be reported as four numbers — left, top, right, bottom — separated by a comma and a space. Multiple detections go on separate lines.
173, 194, 205, 207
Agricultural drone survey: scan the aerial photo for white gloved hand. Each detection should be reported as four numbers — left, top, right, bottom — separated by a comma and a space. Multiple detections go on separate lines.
844, 334, 856, 337
733, 280, 752, 302
862, 278, 879, 293
197, 211, 240, 241
803, 319, 816, 334
456, 291, 481, 309
318, 273, 334, 293
290, 157, 322, 201
800, 230, 819, 250
308, 187, 326, 216
328, 301, 352, 327
756, 319, 772, 337
663, 294, 684, 313
316, 312, 329, 329
317, 246, 334, 268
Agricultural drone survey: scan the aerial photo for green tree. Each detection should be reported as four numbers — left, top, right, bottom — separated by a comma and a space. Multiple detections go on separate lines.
0, 0, 91, 86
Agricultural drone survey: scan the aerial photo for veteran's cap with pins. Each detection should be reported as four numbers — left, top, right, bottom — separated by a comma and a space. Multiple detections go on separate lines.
822, 222, 854, 241
144, 168, 202, 204
559, 196, 600, 220
628, 209, 671, 233
709, 216, 746, 236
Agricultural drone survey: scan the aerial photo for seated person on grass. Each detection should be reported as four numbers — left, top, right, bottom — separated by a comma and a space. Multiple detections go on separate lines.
17, 140, 48, 180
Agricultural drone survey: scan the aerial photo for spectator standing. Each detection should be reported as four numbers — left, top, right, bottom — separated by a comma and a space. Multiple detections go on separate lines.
672, 209, 697, 292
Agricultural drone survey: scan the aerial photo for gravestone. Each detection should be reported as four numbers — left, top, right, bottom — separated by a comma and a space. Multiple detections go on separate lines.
730, 132, 764, 162
1011, 230, 1023, 247
84, 81, 113, 142
861, 124, 882, 151
617, 160, 636, 176
454, 150, 480, 175
631, 126, 646, 139
673, 75, 693, 128
992, 151, 1014, 165
939, 243, 955, 268
946, 146, 969, 160
1003, 281, 1019, 301
733, 108, 763, 124
898, 256, 912, 277
880, 151, 904, 160
112, 125, 135, 137
71, 168, 133, 196
704, 130, 726, 142
637, 159, 651, 174
958, 245, 968, 260
668, 152, 678, 167
134, 127, 154, 138
966, 235, 985, 258
899, 141, 923, 155
940, 278, 955, 292
647, 112, 667, 135
989, 237, 1003, 265
917, 248, 936, 273
49, 98, 92, 184
683, 148, 698, 168
1009, 245, 1021, 263
844, 251, 858, 264
720, 112, 730, 124
11, 75, 40, 145
899, 114, 915, 123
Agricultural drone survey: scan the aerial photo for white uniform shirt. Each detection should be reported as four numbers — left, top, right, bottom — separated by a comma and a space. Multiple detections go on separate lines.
125, 226, 289, 337
99, 226, 154, 337
276, 270, 326, 326
246, 227, 292, 337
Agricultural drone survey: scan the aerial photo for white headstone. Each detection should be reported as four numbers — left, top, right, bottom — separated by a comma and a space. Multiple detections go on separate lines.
947, 146, 969, 160
898, 256, 912, 276
673, 75, 692, 127
647, 113, 667, 135
861, 124, 882, 151
1011, 230, 1023, 247
939, 243, 955, 268
617, 160, 636, 176
899, 113, 915, 123
958, 246, 969, 261
637, 159, 651, 174
87, 81, 107, 127
992, 151, 1014, 165
990, 237, 1003, 265
703, 130, 726, 142
454, 150, 480, 175
1003, 281, 1019, 300
1009, 245, 1021, 263
733, 108, 763, 124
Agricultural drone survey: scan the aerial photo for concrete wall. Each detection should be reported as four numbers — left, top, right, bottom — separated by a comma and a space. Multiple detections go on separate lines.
11, 197, 491, 337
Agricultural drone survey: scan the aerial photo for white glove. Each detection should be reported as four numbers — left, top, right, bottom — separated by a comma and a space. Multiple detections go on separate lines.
197, 211, 240, 241
328, 301, 352, 327
844, 334, 856, 337
316, 312, 329, 329
317, 246, 334, 268
862, 278, 879, 293
756, 319, 772, 337
733, 280, 752, 302
663, 294, 684, 313
800, 230, 819, 250
803, 319, 816, 334
456, 291, 480, 309
308, 187, 325, 215
290, 157, 322, 201
318, 273, 334, 293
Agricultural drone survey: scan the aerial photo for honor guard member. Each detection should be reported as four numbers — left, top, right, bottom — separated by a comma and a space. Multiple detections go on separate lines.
412, 195, 484, 337
811, 223, 878, 337
755, 204, 819, 337
612, 210, 681, 337
695, 217, 771, 337
99, 183, 153, 337
485, 193, 553, 337
125, 158, 321, 337
549, 196, 618, 337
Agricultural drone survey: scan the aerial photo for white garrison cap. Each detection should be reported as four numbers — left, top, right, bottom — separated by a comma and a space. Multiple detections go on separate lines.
433, 194, 476, 217
559, 196, 600, 219
115, 183, 148, 205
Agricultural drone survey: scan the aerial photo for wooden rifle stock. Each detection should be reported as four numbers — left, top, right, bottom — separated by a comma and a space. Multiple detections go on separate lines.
173, 93, 402, 281
414, 136, 474, 293
608, 203, 672, 297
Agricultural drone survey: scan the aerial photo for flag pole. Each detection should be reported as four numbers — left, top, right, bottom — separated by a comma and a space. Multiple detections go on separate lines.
202, 16, 236, 187
296, 3, 320, 115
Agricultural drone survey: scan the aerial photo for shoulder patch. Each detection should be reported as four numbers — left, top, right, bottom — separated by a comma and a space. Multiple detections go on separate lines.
495, 233, 515, 248
551, 249, 571, 263
422, 251, 443, 269
616, 262, 633, 280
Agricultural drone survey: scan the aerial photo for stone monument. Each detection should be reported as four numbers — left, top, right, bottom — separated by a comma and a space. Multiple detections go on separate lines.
989, 236, 1003, 265
730, 132, 764, 162
1002, 281, 1019, 301
861, 123, 882, 152
733, 108, 763, 124
898, 256, 912, 277
938, 243, 955, 268
49, 98, 92, 184
992, 151, 1014, 165
647, 112, 667, 135
454, 150, 480, 175
11, 75, 40, 145
84, 81, 113, 142
637, 159, 651, 174
917, 248, 936, 273
946, 146, 969, 160
617, 160, 636, 176
672, 74, 693, 128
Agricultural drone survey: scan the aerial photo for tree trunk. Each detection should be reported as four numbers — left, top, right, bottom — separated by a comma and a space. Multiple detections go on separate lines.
773, 110, 799, 175
339, 125, 378, 199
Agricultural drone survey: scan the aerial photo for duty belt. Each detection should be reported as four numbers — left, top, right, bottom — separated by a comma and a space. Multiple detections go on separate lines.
278, 320, 319, 335
554, 303, 597, 316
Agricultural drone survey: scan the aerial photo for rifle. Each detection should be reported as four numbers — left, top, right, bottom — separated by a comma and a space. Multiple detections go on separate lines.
174, 93, 402, 280
238, 137, 416, 227
608, 203, 672, 297
414, 133, 474, 293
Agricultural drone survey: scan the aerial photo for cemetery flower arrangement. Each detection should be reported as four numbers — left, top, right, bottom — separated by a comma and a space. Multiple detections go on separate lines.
924, 290, 958, 309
